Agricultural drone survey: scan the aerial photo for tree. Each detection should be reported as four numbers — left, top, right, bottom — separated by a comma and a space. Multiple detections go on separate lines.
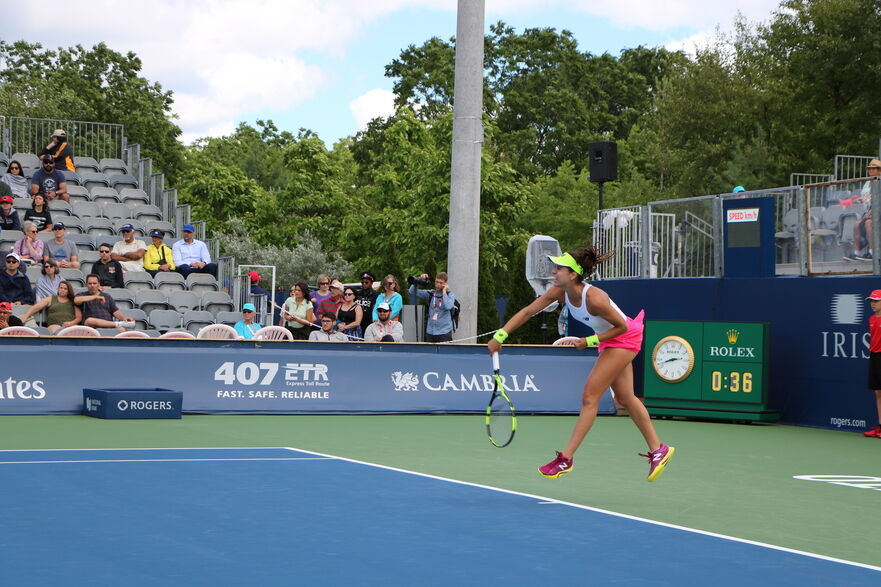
0, 41, 184, 181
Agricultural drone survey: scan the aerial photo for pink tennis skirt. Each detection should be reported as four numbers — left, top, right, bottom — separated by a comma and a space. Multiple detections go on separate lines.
598, 309, 645, 354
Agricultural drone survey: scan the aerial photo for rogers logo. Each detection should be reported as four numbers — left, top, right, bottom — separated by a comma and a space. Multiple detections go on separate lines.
0, 378, 46, 400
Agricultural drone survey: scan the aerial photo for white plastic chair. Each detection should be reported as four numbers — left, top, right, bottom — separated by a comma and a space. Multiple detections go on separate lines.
0, 326, 40, 336
114, 330, 151, 338
56, 325, 101, 337
158, 331, 196, 339
196, 324, 239, 339
253, 325, 294, 341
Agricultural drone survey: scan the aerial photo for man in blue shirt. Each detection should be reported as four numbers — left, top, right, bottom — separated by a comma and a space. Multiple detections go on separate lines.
172, 224, 218, 278
29, 155, 69, 202
408, 271, 457, 343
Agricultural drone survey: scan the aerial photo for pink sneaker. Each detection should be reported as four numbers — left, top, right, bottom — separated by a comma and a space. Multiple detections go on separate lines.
864, 426, 881, 438
538, 451, 573, 478
640, 444, 675, 482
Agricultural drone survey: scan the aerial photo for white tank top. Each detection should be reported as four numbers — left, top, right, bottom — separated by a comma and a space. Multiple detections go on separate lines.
564, 283, 627, 335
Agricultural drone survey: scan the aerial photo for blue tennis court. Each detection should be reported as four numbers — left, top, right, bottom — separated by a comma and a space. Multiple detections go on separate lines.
1, 447, 878, 585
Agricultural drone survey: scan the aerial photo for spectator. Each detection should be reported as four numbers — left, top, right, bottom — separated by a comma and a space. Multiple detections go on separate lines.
12, 221, 44, 265
43, 222, 80, 269
1, 161, 29, 198
318, 279, 344, 321
173, 224, 218, 278
308, 312, 348, 342
363, 302, 403, 342
35, 259, 63, 301
0, 301, 24, 328
29, 155, 69, 202
279, 282, 315, 340
92, 243, 125, 290
249, 270, 271, 299
111, 224, 147, 272
0, 195, 22, 232
143, 230, 175, 277
0, 253, 35, 305
23, 194, 53, 232
233, 302, 260, 339
355, 271, 378, 333
372, 274, 402, 321
21, 280, 80, 334
309, 274, 332, 324
846, 159, 881, 261
74, 274, 135, 330
337, 287, 364, 340
409, 271, 457, 343
40, 129, 76, 172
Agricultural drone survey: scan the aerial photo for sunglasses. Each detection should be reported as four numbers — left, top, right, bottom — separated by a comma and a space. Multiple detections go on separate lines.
28, 230, 37, 233
318, 282, 329, 285
9, 166, 20, 171
53, 227, 64, 230
99, 250, 111, 253
344, 292, 354, 296
42, 161, 54, 165
384, 281, 394, 286
243, 310, 254, 314
6, 259, 19, 263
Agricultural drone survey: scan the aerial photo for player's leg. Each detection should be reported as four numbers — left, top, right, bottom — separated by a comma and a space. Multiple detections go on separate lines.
560, 347, 636, 458
608, 362, 661, 451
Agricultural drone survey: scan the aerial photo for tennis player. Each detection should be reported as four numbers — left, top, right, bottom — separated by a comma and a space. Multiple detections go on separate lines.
487, 245, 674, 481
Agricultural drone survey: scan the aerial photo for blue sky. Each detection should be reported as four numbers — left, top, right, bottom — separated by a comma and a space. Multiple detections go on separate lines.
0, 1, 784, 145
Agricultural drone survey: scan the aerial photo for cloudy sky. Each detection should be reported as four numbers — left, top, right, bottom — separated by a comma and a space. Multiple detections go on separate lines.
1, 0, 783, 145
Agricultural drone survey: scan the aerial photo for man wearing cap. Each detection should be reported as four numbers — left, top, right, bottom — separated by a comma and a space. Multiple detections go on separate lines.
92, 242, 125, 290
363, 302, 403, 342
0, 301, 24, 328
0, 194, 22, 231
0, 253, 35, 305
233, 303, 261, 339
42, 222, 80, 269
41, 129, 76, 172
29, 155, 69, 202
111, 224, 147, 272
308, 311, 348, 342
74, 274, 135, 331
409, 271, 457, 343
143, 230, 176, 277
355, 271, 379, 333
846, 158, 881, 261
173, 224, 218, 279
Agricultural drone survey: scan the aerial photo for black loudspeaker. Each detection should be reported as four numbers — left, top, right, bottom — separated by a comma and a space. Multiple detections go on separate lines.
588, 141, 617, 183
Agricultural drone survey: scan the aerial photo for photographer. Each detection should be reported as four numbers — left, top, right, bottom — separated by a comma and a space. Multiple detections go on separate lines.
408, 271, 457, 343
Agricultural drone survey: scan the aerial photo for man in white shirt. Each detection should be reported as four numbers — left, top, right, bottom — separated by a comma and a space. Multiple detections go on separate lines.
111, 224, 147, 272
363, 302, 403, 342
173, 223, 218, 278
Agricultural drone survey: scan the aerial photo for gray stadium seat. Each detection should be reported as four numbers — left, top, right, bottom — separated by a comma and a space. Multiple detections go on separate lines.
58, 268, 85, 288
132, 204, 163, 222
123, 270, 154, 292
67, 185, 91, 203
102, 202, 132, 220
73, 156, 100, 173
71, 201, 101, 218
90, 186, 121, 204
125, 307, 149, 330
118, 188, 150, 206
61, 170, 80, 185
105, 288, 135, 310
215, 311, 241, 327
145, 220, 174, 238
186, 273, 219, 293
26, 265, 42, 285
183, 310, 215, 335
148, 309, 182, 332
49, 200, 73, 215
134, 289, 169, 315
168, 290, 200, 312
84, 217, 115, 237
200, 291, 235, 317
53, 216, 84, 234
11, 153, 40, 169
80, 172, 111, 191
110, 174, 138, 191
99, 158, 128, 176
96, 328, 120, 337
154, 272, 186, 293
68, 233, 96, 251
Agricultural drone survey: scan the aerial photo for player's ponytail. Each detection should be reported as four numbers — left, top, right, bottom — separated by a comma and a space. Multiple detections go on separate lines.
570, 246, 613, 280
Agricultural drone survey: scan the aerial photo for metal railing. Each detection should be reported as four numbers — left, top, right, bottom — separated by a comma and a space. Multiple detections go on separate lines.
834, 155, 876, 181
0, 116, 125, 162
790, 173, 832, 186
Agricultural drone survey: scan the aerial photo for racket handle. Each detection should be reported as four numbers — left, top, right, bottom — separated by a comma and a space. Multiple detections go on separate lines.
492, 351, 500, 372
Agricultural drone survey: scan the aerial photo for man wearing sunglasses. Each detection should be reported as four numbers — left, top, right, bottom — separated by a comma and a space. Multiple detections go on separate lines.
92, 243, 125, 290
43, 222, 80, 269
29, 155, 69, 202
0, 253, 35, 306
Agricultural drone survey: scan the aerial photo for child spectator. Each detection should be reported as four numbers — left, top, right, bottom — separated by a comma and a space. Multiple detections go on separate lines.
864, 289, 881, 438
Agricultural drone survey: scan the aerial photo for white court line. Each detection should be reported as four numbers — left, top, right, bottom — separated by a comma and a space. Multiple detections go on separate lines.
3, 446, 879, 573
0, 457, 331, 465
280, 446, 881, 574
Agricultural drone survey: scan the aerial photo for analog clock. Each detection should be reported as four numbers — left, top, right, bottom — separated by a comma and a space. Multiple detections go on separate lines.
651, 336, 696, 383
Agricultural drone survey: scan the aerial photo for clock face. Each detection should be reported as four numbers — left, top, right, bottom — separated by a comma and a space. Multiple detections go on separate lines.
652, 336, 695, 383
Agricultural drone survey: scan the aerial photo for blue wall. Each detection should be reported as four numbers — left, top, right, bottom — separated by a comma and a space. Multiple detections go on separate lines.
573, 276, 880, 430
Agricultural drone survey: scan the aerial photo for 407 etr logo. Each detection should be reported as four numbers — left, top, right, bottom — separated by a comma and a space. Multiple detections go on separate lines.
214, 362, 329, 386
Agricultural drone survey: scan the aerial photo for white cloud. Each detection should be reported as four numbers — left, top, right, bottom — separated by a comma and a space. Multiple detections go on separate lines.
568, 0, 780, 32
350, 89, 397, 130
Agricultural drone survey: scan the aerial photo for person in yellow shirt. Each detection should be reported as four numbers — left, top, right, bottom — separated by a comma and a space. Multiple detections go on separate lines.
143, 229, 176, 277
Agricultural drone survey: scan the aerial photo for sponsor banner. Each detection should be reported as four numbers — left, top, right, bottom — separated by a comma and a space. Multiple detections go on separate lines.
83, 388, 183, 419
0, 342, 614, 415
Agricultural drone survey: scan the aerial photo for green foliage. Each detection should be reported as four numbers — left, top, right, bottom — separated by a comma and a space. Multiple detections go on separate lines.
0, 41, 184, 181
214, 219, 353, 287
176, 152, 262, 235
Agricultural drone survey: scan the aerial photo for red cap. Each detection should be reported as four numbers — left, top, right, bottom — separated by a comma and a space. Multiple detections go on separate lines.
0, 195, 12, 204
0, 302, 11, 311
248, 270, 261, 282
867, 289, 881, 301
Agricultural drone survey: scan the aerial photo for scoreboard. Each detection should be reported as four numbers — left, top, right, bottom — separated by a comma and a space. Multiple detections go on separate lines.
643, 320, 778, 421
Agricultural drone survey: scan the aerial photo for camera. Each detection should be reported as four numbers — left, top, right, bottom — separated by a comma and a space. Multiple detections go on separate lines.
407, 275, 431, 288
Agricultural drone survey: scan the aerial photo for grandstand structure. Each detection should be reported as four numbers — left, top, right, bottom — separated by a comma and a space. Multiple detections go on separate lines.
0, 116, 272, 335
